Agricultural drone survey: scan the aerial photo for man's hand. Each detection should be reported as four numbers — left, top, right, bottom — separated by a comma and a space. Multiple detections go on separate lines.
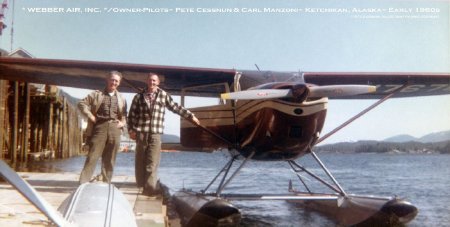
116, 120, 125, 129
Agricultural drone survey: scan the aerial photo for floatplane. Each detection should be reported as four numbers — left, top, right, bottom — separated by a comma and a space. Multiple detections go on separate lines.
1, 57, 449, 226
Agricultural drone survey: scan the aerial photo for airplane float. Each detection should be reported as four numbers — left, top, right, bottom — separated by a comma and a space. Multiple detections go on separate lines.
1, 56, 449, 226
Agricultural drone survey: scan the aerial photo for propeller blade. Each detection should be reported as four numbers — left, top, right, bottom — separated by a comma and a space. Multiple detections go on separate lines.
221, 89, 292, 100
309, 85, 376, 98
220, 85, 376, 100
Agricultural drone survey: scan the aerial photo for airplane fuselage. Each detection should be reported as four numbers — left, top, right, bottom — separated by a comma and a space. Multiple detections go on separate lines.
181, 96, 328, 161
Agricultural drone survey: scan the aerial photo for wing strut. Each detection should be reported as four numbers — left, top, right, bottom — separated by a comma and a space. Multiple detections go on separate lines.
201, 155, 239, 193
285, 84, 409, 196
310, 151, 347, 196
0, 160, 69, 226
288, 160, 344, 195
315, 84, 409, 145
198, 151, 255, 197
217, 151, 255, 196
121, 76, 143, 93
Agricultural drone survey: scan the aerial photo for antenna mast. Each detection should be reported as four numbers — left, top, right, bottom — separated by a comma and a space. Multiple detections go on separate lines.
0, 0, 7, 36
0, 0, 14, 52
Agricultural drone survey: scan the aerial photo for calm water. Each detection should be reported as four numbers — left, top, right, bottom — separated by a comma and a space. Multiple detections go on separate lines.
28, 152, 450, 226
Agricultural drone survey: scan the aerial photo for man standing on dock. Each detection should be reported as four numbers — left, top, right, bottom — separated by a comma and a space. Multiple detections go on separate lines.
78, 71, 127, 184
128, 73, 200, 196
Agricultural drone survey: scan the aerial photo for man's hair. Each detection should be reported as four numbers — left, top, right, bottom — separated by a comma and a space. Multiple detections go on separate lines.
108, 70, 123, 80
147, 72, 160, 81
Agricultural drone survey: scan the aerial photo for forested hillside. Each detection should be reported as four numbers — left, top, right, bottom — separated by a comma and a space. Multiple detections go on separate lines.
315, 140, 450, 154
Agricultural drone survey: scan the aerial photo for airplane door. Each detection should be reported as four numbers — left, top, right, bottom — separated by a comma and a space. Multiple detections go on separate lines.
180, 83, 235, 151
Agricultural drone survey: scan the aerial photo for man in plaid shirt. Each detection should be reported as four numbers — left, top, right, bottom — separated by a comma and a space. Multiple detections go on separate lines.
128, 73, 200, 196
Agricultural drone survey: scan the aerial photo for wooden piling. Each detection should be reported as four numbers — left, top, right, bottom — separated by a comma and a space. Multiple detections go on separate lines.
11, 81, 19, 163
22, 83, 30, 162
0, 81, 84, 164
47, 101, 54, 153
0, 80, 6, 159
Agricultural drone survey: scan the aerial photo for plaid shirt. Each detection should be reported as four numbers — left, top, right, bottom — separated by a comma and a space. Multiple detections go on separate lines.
127, 88, 194, 134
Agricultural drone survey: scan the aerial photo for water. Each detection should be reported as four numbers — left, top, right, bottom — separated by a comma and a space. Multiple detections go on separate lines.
27, 152, 450, 226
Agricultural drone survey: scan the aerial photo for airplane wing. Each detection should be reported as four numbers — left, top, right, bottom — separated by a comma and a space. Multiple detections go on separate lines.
220, 70, 450, 100
303, 72, 450, 99
0, 57, 236, 96
1, 57, 449, 99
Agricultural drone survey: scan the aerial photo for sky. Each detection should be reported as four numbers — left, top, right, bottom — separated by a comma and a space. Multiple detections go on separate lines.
0, 0, 449, 144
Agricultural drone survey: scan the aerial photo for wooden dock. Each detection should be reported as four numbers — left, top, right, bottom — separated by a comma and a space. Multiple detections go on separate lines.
0, 172, 174, 227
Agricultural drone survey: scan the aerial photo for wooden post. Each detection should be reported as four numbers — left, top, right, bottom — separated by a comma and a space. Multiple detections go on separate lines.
48, 102, 54, 153
56, 107, 62, 158
61, 97, 66, 158
68, 106, 73, 157
22, 83, 30, 162
37, 112, 43, 154
11, 82, 19, 163
31, 118, 37, 154
0, 80, 5, 159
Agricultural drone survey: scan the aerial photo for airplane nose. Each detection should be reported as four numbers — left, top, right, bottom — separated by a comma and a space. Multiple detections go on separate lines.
291, 84, 309, 102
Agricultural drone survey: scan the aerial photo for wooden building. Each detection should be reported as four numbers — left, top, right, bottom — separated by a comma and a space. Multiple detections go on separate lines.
0, 49, 84, 164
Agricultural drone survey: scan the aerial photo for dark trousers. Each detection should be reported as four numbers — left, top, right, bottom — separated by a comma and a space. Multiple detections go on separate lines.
79, 121, 121, 184
135, 133, 161, 192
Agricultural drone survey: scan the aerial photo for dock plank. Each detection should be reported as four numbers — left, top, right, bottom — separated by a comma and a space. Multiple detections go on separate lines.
0, 172, 167, 226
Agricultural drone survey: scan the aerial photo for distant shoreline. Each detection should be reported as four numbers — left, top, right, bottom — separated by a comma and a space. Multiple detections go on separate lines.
315, 140, 450, 154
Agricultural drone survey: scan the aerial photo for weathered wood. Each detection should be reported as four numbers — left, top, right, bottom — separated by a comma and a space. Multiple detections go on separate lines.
22, 83, 30, 162
11, 81, 18, 163
1, 82, 84, 162
61, 97, 66, 159
47, 102, 54, 152
0, 80, 6, 159
55, 107, 61, 159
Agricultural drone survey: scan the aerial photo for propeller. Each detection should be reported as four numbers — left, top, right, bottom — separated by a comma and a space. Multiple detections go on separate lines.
220, 85, 376, 100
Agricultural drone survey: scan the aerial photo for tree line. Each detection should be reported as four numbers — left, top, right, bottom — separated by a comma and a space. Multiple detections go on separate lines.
314, 140, 450, 154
